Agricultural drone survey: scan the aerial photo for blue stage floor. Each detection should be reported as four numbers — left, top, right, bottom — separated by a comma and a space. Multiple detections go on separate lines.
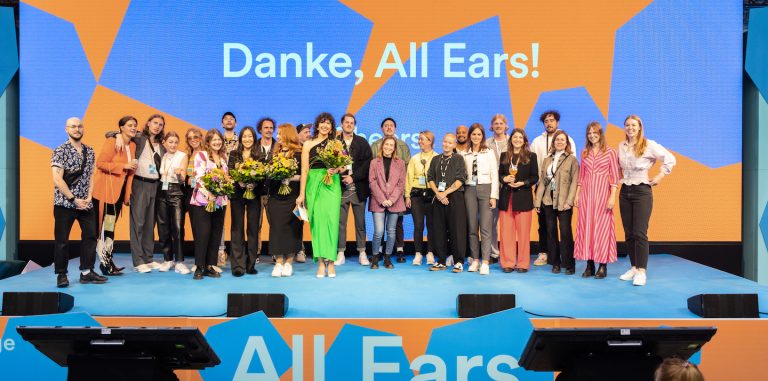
1, 254, 766, 319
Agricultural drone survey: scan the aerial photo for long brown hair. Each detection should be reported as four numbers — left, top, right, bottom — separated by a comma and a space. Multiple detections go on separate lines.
143, 114, 165, 143
203, 128, 227, 161
583, 121, 607, 158
503, 128, 531, 165
468, 123, 488, 152
624, 115, 648, 157
377, 136, 399, 159
277, 123, 302, 157
548, 130, 573, 155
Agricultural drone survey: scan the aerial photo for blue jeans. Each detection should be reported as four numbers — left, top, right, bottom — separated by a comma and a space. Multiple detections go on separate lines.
372, 211, 398, 256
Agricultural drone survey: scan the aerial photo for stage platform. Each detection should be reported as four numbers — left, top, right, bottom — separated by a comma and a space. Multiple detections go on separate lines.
1, 254, 765, 319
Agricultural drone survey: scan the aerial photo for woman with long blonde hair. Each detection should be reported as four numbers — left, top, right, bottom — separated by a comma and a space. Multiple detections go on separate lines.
617, 115, 676, 286
267, 124, 304, 277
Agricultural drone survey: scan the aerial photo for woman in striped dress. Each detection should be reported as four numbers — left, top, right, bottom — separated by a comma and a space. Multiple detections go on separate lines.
573, 122, 619, 279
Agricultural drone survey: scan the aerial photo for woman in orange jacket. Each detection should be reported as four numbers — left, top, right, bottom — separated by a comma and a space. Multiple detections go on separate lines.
92, 116, 138, 275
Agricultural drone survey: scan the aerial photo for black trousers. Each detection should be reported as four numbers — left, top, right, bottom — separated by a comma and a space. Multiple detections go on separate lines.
189, 205, 226, 269
542, 205, 574, 269
619, 184, 653, 269
53, 206, 97, 274
432, 191, 467, 265
410, 193, 434, 254
181, 183, 193, 242
157, 184, 185, 262
396, 215, 404, 249
230, 196, 261, 272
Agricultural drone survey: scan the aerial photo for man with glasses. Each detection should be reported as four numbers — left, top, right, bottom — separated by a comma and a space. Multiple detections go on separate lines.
51, 117, 108, 287
371, 117, 411, 262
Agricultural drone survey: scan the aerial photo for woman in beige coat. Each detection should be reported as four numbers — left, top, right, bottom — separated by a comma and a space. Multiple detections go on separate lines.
534, 130, 579, 274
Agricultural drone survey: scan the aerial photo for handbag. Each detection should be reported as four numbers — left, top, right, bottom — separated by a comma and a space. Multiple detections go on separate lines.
63, 148, 87, 187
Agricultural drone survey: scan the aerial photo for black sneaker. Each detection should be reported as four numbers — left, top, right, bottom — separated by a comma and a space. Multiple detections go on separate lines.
80, 271, 108, 284
56, 274, 69, 288
429, 263, 447, 271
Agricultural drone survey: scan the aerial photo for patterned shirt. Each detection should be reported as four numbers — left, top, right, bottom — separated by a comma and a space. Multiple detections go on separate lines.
223, 132, 239, 154
51, 141, 95, 209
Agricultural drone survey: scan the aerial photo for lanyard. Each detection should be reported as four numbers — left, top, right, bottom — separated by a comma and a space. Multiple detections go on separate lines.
439, 154, 452, 181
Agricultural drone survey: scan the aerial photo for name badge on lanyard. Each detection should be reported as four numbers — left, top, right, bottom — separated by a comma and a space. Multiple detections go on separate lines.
418, 176, 426, 186
438, 181, 446, 192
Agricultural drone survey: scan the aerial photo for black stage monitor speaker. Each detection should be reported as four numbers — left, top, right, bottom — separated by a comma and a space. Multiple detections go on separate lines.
687, 293, 759, 318
2, 292, 74, 316
227, 293, 288, 318
457, 294, 516, 318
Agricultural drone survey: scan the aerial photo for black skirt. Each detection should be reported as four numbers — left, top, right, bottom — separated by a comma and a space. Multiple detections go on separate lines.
267, 195, 303, 257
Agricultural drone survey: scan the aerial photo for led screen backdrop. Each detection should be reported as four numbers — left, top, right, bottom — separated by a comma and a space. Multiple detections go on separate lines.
19, 0, 742, 241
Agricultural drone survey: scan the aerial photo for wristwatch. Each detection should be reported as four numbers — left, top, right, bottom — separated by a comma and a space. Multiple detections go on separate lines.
67, 195, 76, 202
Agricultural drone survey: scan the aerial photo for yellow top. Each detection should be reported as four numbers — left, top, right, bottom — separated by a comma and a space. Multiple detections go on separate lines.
405, 150, 438, 196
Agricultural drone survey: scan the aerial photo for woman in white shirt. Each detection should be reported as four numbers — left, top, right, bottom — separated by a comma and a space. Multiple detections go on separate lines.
463, 123, 499, 275
156, 131, 189, 274
617, 115, 676, 286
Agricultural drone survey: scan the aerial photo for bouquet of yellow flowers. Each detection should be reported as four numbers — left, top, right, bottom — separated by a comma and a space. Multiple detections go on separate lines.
313, 139, 352, 185
229, 159, 266, 199
267, 152, 299, 195
200, 168, 235, 212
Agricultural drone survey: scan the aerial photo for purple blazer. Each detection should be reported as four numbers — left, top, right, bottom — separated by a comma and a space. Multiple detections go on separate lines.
368, 157, 406, 213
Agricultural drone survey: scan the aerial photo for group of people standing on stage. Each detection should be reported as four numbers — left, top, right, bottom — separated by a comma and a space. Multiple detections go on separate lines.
50, 108, 675, 287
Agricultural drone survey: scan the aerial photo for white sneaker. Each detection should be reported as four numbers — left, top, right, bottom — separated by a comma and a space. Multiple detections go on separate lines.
295, 251, 307, 263
632, 271, 647, 286
480, 263, 490, 275
134, 264, 151, 273
334, 252, 345, 266
211, 265, 223, 274
272, 263, 283, 277
412, 253, 423, 266
426, 252, 435, 265
446, 255, 454, 267
468, 260, 480, 272
158, 261, 174, 272
619, 268, 637, 281
533, 253, 548, 266
281, 263, 293, 277
175, 263, 191, 275
452, 262, 463, 273
358, 252, 370, 266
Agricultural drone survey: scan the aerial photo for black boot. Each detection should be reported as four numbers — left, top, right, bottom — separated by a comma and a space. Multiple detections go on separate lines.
384, 255, 395, 269
595, 263, 607, 279
370, 255, 379, 269
396, 252, 406, 263
581, 260, 595, 278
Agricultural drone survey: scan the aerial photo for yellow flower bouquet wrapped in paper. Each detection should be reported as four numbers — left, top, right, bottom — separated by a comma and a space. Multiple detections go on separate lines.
229, 159, 266, 199
267, 152, 299, 195
312, 140, 352, 185
200, 168, 235, 212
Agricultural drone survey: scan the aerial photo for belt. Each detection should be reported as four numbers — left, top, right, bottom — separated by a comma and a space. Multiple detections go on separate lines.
134, 175, 160, 183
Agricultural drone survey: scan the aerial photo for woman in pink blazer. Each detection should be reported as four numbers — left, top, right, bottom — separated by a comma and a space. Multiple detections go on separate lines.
368, 136, 406, 269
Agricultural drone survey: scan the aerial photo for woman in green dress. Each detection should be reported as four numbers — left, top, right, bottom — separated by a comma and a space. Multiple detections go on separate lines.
296, 112, 344, 278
